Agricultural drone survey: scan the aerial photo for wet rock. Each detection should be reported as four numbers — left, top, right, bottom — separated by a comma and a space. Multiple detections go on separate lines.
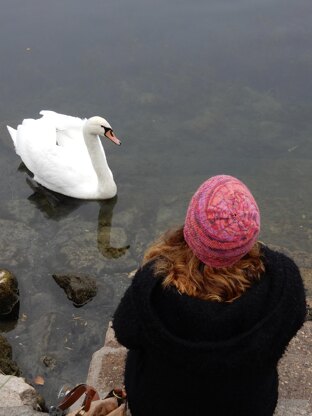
52, 274, 97, 307
35, 393, 47, 413
0, 335, 12, 358
0, 307, 19, 333
0, 334, 20, 375
0, 269, 19, 316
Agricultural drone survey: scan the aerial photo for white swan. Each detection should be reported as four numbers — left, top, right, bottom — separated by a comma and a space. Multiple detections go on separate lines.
7, 111, 121, 200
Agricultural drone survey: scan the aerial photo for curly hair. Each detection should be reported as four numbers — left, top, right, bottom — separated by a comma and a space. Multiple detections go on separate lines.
143, 226, 265, 303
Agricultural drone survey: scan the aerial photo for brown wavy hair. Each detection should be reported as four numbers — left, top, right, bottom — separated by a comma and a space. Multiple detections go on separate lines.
143, 226, 265, 303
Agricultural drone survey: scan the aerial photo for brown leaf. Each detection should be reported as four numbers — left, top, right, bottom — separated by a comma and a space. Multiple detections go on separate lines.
34, 375, 45, 385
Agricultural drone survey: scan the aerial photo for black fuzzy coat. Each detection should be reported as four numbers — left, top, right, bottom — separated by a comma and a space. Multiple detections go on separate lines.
113, 246, 306, 416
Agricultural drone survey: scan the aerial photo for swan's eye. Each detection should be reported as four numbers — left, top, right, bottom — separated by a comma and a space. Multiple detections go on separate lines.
101, 125, 112, 135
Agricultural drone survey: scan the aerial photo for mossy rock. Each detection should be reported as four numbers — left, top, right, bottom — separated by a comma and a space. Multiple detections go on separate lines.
0, 269, 19, 316
0, 334, 21, 375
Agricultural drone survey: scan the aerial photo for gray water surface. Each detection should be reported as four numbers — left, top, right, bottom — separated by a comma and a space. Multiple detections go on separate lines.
0, 0, 311, 406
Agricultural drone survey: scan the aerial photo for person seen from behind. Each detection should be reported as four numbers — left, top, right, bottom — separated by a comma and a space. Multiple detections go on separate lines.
113, 175, 306, 416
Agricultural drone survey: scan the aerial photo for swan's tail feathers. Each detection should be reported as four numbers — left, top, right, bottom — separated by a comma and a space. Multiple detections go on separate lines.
7, 126, 17, 147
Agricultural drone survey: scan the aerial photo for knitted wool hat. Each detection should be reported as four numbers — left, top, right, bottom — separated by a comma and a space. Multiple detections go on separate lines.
183, 175, 260, 268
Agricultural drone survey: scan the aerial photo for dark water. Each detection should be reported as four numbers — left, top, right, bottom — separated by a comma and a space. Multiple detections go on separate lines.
0, 0, 311, 407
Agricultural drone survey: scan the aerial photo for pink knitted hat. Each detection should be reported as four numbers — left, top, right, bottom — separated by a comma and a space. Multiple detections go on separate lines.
183, 175, 260, 268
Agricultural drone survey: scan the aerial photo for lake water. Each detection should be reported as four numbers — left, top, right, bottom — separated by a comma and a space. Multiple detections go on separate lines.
0, 0, 311, 407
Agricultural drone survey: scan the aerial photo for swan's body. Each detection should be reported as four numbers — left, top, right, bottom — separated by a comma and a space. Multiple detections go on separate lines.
7, 111, 121, 199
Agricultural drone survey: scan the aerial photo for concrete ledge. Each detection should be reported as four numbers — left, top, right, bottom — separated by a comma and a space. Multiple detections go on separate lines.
88, 321, 312, 415
87, 322, 127, 398
275, 400, 312, 416
278, 321, 312, 403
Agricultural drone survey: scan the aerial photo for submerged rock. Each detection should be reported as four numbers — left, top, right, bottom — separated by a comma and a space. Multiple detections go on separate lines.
52, 274, 97, 307
42, 355, 57, 370
0, 219, 41, 267
0, 334, 20, 375
97, 226, 130, 259
55, 220, 136, 274
0, 269, 19, 316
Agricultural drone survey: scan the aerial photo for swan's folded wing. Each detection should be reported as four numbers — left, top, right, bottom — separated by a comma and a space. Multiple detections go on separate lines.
16, 118, 96, 195
39, 111, 86, 147
39, 111, 85, 128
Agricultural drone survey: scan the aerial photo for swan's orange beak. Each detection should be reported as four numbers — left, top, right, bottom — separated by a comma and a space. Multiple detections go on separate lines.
105, 129, 121, 146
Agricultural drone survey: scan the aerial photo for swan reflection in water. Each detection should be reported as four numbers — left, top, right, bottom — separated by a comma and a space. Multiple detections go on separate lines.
25, 173, 130, 259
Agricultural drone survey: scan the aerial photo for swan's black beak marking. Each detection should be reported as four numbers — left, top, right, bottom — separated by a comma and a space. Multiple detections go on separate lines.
101, 126, 121, 146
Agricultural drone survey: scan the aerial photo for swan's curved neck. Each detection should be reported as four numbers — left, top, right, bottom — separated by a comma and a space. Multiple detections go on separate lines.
82, 126, 115, 193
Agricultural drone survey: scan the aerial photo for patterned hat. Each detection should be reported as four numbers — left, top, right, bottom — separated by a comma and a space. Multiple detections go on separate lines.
183, 175, 260, 268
